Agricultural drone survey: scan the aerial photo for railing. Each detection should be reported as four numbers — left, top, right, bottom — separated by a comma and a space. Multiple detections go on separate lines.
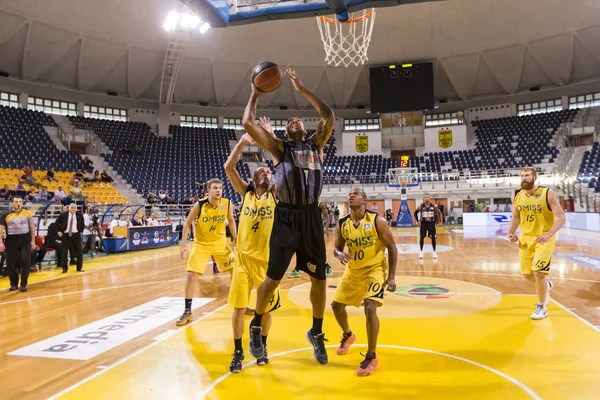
320, 167, 552, 193
557, 179, 600, 213
595, 116, 600, 143
55, 123, 71, 150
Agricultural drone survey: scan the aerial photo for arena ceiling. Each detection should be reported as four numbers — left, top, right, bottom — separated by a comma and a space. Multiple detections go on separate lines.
1, 0, 600, 110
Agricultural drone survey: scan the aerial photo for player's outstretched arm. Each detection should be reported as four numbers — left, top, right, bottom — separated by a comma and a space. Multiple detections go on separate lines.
285, 69, 334, 149
242, 85, 283, 161
181, 202, 200, 259
535, 189, 566, 243
376, 216, 397, 292
224, 134, 253, 196
507, 191, 520, 242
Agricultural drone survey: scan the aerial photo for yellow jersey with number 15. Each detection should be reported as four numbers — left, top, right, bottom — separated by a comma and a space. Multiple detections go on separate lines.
339, 210, 385, 270
237, 183, 276, 262
513, 186, 554, 236
194, 197, 230, 243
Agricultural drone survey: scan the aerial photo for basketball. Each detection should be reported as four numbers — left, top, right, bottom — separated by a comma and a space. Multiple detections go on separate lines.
252, 61, 283, 93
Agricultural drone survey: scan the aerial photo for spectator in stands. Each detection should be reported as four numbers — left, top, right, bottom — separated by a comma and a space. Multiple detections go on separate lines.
69, 181, 85, 201
196, 178, 205, 192
21, 166, 41, 188
147, 191, 158, 205
92, 170, 101, 182
73, 169, 84, 183
134, 145, 142, 155
53, 186, 68, 205
437, 202, 445, 224
101, 170, 113, 183
14, 182, 25, 191
131, 214, 142, 226
158, 190, 168, 204
148, 213, 160, 226
504, 204, 511, 212
182, 195, 194, 205
0, 185, 11, 200
44, 168, 58, 183
140, 215, 149, 226
83, 157, 94, 172
34, 187, 51, 201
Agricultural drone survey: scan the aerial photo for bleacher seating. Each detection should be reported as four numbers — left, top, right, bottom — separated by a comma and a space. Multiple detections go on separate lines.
0, 168, 128, 203
71, 116, 250, 203
410, 110, 578, 177
578, 142, 600, 192
0, 106, 80, 171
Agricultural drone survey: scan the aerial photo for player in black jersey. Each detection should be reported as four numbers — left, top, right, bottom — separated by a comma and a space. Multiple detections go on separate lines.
413, 193, 442, 259
242, 68, 334, 365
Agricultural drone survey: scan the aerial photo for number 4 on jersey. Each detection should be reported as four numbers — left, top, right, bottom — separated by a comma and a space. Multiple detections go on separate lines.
252, 222, 260, 232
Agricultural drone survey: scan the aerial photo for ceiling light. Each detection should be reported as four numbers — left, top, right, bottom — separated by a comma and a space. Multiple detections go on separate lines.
199, 22, 210, 34
163, 11, 179, 31
190, 15, 201, 29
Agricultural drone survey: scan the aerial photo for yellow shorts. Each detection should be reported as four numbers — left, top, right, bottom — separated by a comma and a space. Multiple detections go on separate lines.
186, 239, 235, 274
228, 253, 281, 312
519, 234, 555, 275
333, 261, 388, 308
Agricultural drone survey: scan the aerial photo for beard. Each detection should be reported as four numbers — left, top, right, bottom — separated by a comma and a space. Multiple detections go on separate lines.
521, 181, 534, 190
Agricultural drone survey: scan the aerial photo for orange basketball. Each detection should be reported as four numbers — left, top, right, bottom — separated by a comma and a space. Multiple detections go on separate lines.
252, 61, 283, 93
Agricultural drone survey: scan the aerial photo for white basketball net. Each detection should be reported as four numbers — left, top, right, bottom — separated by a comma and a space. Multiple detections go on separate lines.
316, 9, 376, 68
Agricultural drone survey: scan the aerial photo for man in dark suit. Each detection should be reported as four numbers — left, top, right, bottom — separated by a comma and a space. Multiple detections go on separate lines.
57, 203, 85, 273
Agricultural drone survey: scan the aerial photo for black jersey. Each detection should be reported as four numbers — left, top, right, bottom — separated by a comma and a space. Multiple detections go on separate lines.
419, 203, 437, 223
274, 138, 323, 205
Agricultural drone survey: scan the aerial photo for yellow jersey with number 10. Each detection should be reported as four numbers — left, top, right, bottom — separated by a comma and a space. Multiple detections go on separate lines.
339, 210, 385, 270
237, 183, 276, 262
513, 186, 554, 236
194, 197, 230, 243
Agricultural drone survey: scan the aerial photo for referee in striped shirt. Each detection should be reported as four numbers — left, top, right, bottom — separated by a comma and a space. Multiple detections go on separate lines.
0, 196, 36, 292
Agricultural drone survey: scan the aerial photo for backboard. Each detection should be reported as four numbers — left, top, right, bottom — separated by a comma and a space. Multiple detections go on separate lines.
181, 0, 444, 27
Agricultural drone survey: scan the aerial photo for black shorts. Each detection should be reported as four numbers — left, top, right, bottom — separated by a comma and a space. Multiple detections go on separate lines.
420, 222, 436, 239
267, 202, 327, 281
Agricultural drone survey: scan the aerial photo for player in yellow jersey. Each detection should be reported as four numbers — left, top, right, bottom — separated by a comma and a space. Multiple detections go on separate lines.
224, 132, 280, 373
176, 178, 237, 326
332, 188, 397, 376
507, 167, 565, 320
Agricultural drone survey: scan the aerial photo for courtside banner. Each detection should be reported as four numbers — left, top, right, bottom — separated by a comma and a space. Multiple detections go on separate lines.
8, 297, 214, 360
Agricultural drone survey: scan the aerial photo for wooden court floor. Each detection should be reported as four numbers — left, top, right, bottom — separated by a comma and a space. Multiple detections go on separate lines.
1, 226, 599, 399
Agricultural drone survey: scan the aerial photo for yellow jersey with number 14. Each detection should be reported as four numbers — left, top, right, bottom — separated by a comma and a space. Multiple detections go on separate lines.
339, 210, 385, 270
513, 186, 554, 236
237, 183, 276, 262
194, 197, 230, 243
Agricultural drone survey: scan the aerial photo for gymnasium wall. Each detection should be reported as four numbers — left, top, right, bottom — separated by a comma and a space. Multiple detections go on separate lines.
467, 103, 515, 121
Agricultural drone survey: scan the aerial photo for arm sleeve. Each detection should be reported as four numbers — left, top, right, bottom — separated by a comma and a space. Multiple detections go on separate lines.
0, 213, 7, 229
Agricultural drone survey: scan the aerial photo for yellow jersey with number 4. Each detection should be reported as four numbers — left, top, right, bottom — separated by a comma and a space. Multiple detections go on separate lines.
194, 197, 230, 243
339, 210, 385, 270
237, 183, 276, 262
513, 186, 554, 236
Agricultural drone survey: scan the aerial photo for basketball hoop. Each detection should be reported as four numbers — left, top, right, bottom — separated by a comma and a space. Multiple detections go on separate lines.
316, 8, 376, 68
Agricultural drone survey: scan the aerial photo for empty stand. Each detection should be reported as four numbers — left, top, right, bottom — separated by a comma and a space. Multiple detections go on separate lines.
410, 110, 578, 179
0, 106, 80, 171
70, 116, 250, 203
578, 142, 600, 192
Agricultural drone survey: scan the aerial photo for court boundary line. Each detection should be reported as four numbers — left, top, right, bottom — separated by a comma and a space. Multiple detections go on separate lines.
46, 303, 228, 400
399, 270, 600, 284
198, 344, 542, 400
551, 299, 600, 333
